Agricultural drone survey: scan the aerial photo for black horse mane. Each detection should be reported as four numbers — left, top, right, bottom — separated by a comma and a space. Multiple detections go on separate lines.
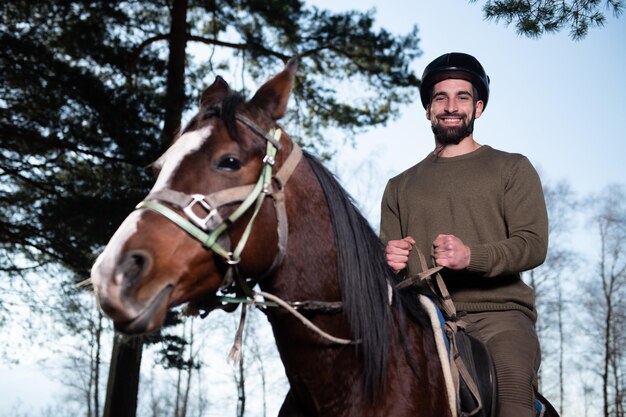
305, 152, 431, 397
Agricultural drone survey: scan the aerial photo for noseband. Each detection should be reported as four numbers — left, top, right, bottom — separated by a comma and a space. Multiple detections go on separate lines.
135, 114, 302, 295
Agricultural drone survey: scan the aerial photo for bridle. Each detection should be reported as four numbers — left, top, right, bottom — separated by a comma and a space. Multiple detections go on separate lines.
133, 112, 353, 348
135, 113, 302, 297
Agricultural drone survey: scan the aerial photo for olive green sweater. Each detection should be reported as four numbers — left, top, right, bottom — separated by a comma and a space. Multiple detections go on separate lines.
380, 145, 548, 321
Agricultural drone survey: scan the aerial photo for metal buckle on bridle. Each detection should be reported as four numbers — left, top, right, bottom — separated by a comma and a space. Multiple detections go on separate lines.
182, 194, 220, 230
225, 254, 240, 265
263, 154, 276, 166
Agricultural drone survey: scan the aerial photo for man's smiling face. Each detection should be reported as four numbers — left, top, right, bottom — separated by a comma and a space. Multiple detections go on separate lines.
426, 78, 484, 145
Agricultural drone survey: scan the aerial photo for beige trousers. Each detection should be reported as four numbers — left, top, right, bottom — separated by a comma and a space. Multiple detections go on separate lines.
463, 310, 541, 417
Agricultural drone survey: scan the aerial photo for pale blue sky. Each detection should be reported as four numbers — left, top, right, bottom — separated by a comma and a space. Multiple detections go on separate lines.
322, 0, 626, 229
2, 1, 624, 415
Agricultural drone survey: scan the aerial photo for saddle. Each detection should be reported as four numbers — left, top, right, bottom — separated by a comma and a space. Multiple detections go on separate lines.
419, 294, 497, 417
447, 310, 554, 417
399, 247, 497, 417
407, 246, 557, 417
447, 310, 497, 417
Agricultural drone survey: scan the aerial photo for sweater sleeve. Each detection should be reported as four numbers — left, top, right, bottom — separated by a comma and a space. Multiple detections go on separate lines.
467, 156, 548, 277
380, 179, 403, 245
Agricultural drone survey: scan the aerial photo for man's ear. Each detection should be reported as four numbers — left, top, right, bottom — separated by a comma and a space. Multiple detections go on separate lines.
474, 100, 484, 119
425, 104, 432, 121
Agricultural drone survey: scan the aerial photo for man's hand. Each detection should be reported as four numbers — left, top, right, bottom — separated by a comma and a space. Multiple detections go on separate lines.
433, 234, 471, 270
385, 236, 415, 272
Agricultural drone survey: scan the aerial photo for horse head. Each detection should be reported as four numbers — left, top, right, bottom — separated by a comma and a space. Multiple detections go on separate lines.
91, 59, 299, 334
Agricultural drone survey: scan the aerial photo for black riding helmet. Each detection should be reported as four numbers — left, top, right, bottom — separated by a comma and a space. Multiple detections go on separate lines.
419, 52, 490, 110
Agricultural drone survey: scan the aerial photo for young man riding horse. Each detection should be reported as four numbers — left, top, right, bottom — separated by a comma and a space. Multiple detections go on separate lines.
381, 52, 548, 417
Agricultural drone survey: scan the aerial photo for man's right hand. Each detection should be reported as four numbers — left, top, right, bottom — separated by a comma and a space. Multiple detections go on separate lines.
385, 236, 415, 272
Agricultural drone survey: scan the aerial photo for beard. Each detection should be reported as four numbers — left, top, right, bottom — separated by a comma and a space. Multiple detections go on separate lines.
431, 111, 476, 145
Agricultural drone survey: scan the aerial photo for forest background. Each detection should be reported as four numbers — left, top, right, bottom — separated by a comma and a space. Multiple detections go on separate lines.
1, 1, 624, 417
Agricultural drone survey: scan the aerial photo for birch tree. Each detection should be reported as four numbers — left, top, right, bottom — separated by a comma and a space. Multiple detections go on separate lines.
584, 184, 626, 417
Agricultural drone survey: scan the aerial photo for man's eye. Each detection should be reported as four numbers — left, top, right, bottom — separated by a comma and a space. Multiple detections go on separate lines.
217, 155, 242, 171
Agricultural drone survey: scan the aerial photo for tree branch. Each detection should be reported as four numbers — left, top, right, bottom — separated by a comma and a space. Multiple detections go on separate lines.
187, 35, 291, 62
129, 34, 170, 78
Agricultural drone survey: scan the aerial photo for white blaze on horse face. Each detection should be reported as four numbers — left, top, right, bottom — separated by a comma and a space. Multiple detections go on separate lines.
92, 126, 213, 295
91, 210, 142, 290
151, 126, 213, 193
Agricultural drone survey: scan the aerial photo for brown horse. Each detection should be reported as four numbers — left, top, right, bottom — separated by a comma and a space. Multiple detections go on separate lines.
91, 59, 547, 416
91, 59, 450, 416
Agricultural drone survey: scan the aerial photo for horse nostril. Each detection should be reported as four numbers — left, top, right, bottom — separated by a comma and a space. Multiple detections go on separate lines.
116, 250, 152, 286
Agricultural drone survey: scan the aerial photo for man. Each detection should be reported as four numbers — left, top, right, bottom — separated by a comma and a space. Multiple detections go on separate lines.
380, 52, 548, 417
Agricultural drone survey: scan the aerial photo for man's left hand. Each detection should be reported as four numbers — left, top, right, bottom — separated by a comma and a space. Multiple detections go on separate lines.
433, 234, 471, 270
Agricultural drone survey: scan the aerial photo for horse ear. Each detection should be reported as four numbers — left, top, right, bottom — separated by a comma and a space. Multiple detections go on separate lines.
200, 76, 231, 107
249, 57, 298, 121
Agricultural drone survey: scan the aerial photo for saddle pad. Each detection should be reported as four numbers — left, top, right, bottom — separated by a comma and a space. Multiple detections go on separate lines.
419, 295, 548, 417
535, 399, 546, 417
419, 294, 457, 417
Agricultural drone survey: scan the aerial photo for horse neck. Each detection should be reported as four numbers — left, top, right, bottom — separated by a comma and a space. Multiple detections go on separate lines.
256, 153, 450, 416
258, 156, 366, 410
261, 156, 340, 303
256, 180, 444, 415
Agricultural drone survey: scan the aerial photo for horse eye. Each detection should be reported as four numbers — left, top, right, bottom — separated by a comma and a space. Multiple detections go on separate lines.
217, 155, 242, 172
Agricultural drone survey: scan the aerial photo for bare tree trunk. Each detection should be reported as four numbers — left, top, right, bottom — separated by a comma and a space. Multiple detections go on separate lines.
602, 289, 611, 414
236, 354, 246, 417
249, 324, 268, 417
181, 362, 193, 417
160, 0, 188, 150
103, 2, 189, 414
88, 321, 95, 417
195, 358, 208, 417
601, 223, 612, 417
148, 366, 161, 417
103, 334, 144, 417
95, 312, 103, 417
591, 185, 626, 417
174, 322, 186, 417
528, 270, 542, 386
557, 286, 564, 417
174, 355, 182, 417
260, 357, 267, 417
86, 309, 105, 417
611, 318, 625, 417
180, 322, 194, 417
584, 384, 593, 417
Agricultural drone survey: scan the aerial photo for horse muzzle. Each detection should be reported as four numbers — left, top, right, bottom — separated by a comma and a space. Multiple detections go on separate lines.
91, 247, 173, 334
